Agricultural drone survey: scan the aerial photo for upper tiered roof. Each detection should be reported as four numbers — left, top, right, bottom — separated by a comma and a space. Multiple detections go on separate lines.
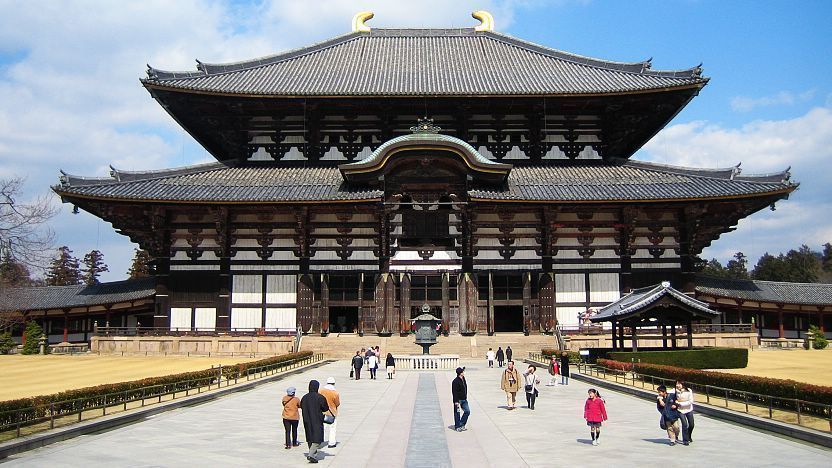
143, 27, 706, 97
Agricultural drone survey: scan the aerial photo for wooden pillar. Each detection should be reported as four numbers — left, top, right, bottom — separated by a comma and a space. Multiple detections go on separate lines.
686, 320, 693, 348
539, 273, 555, 334
153, 256, 170, 329
458, 273, 478, 334
819, 307, 826, 333
670, 325, 677, 349
375, 273, 396, 335
619, 322, 626, 349
217, 254, 231, 331
357, 273, 365, 335
777, 306, 784, 339
523, 272, 533, 335
661, 324, 668, 348
62, 310, 69, 343
320, 274, 329, 335
487, 272, 495, 336
611, 320, 617, 350
441, 272, 450, 335
632, 324, 638, 352
400, 273, 411, 335
297, 274, 314, 333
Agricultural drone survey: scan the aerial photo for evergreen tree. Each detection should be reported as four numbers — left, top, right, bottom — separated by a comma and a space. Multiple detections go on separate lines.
700, 258, 730, 278
0, 251, 32, 287
725, 252, 750, 279
21, 320, 44, 355
822, 243, 832, 273
753, 253, 791, 281
784, 245, 819, 283
44, 246, 81, 286
127, 248, 151, 279
81, 249, 109, 285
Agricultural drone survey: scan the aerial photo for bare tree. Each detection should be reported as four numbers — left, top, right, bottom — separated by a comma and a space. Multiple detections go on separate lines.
0, 177, 57, 268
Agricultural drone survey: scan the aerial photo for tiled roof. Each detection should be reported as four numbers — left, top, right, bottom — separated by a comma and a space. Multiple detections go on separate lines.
695, 275, 832, 306
592, 281, 717, 322
142, 28, 707, 96
0, 278, 156, 312
55, 159, 793, 203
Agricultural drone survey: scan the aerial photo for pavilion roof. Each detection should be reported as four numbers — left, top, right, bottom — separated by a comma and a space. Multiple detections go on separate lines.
696, 275, 832, 306
54, 159, 794, 204
591, 281, 718, 323
142, 28, 707, 97
0, 278, 156, 313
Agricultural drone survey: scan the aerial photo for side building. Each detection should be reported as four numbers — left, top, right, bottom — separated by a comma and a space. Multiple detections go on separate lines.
48, 13, 795, 338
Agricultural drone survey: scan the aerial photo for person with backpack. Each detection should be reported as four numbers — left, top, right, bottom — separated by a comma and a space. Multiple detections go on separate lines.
583, 388, 607, 446
657, 385, 682, 446
500, 360, 521, 410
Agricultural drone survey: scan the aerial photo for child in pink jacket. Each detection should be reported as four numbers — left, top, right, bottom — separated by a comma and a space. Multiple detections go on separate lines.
583, 388, 608, 446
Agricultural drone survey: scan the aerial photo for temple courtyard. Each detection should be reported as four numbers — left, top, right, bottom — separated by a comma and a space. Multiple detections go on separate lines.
2, 359, 828, 467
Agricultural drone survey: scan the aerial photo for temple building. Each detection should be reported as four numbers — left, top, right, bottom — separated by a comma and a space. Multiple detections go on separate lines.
50, 12, 796, 338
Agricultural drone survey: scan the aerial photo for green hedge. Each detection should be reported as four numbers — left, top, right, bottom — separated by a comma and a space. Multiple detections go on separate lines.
541, 348, 580, 364
0, 351, 313, 430
597, 358, 832, 415
607, 348, 748, 369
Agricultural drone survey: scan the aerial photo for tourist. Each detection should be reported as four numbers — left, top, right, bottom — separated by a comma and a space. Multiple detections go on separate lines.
364, 347, 372, 367
368, 350, 379, 380
281, 386, 301, 449
583, 389, 607, 446
385, 352, 396, 379
547, 357, 559, 386
560, 352, 570, 385
496, 346, 505, 367
320, 377, 341, 448
674, 380, 695, 445
300, 380, 330, 464
505, 346, 513, 362
523, 365, 540, 410
500, 360, 521, 410
486, 347, 495, 368
657, 385, 682, 446
351, 351, 364, 380
452, 366, 470, 431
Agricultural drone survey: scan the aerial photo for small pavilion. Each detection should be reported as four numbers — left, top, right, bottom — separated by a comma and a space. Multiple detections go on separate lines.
591, 281, 719, 351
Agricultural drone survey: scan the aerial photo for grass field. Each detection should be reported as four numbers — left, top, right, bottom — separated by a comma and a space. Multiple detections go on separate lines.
718, 348, 832, 386
0, 355, 260, 401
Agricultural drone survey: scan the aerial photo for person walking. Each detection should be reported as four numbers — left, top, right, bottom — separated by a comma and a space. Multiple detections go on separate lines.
523, 365, 541, 410
500, 360, 521, 410
300, 380, 330, 463
368, 351, 379, 380
385, 352, 396, 379
486, 348, 495, 368
495, 346, 505, 367
583, 389, 608, 446
547, 356, 559, 386
657, 385, 682, 446
282, 387, 301, 449
320, 377, 341, 448
452, 367, 470, 431
505, 346, 513, 362
674, 380, 695, 445
560, 352, 570, 385
351, 351, 364, 380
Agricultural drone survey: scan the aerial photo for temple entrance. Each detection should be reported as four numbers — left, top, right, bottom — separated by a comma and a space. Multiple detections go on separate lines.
494, 305, 524, 332
329, 307, 359, 334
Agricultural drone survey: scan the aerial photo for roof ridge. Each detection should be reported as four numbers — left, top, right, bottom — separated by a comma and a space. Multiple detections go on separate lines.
59, 161, 232, 188
625, 159, 793, 185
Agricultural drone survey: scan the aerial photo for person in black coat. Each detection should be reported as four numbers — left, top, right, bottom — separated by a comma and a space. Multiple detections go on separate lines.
495, 347, 505, 367
452, 367, 470, 431
300, 380, 330, 463
559, 352, 570, 385
351, 351, 364, 380
505, 346, 513, 362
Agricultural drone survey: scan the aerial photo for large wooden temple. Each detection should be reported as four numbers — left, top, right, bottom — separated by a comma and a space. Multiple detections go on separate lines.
53, 12, 796, 337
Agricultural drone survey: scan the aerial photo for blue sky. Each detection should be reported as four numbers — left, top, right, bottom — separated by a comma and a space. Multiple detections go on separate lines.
0, 0, 830, 281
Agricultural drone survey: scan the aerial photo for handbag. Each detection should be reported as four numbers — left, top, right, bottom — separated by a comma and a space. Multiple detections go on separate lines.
524, 384, 533, 392
324, 410, 335, 425
659, 416, 667, 430
350, 369, 354, 378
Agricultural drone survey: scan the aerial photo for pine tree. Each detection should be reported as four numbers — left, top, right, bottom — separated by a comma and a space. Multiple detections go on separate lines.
725, 252, 750, 279
700, 258, 730, 278
127, 248, 151, 279
821, 243, 832, 273
44, 246, 81, 286
81, 249, 109, 285
0, 252, 32, 287
21, 320, 44, 355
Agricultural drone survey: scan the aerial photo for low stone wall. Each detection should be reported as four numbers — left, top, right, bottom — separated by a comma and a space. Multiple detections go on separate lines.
91, 335, 294, 356
565, 332, 759, 350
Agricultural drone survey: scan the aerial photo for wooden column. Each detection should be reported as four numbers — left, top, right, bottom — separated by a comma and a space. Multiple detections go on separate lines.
611, 319, 617, 350
357, 273, 365, 335
153, 256, 170, 329
777, 306, 785, 339
320, 274, 329, 335
217, 254, 231, 331
441, 272, 450, 335
62, 310, 69, 343
632, 324, 638, 352
678, 208, 697, 294
458, 273, 478, 334
686, 321, 694, 348
661, 324, 668, 348
400, 273, 411, 335
487, 272, 495, 336
297, 274, 314, 333
538, 273, 556, 334
670, 325, 677, 349
375, 273, 396, 335
523, 272, 533, 335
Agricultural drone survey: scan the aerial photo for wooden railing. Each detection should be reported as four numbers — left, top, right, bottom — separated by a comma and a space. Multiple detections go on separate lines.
94, 326, 297, 337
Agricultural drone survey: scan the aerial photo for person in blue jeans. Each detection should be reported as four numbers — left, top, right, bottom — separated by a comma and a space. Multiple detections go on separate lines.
452, 366, 470, 432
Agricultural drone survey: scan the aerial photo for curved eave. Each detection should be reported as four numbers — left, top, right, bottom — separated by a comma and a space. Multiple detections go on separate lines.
53, 188, 383, 205
469, 185, 796, 204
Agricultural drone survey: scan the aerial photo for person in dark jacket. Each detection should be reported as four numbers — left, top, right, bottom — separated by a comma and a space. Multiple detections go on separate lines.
657, 385, 682, 445
300, 380, 330, 463
452, 367, 470, 431
505, 346, 513, 362
351, 351, 364, 380
559, 352, 570, 385
385, 352, 396, 379
495, 347, 505, 367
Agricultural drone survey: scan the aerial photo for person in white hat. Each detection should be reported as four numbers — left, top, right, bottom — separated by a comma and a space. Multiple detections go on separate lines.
320, 377, 341, 448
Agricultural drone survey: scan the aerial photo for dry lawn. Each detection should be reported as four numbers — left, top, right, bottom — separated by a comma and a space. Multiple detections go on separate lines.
716, 348, 832, 387
0, 355, 260, 401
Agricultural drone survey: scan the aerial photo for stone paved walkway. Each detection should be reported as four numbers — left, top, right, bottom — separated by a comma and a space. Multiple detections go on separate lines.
3, 360, 830, 467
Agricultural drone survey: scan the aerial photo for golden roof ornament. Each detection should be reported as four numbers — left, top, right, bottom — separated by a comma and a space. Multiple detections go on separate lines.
410, 117, 442, 134
352, 11, 374, 32
472, 10, 494, 32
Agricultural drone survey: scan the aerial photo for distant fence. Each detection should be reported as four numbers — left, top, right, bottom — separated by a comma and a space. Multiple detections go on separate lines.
94, 325, 297, 337
557, 323, 755, 336
393, 355, 460, 370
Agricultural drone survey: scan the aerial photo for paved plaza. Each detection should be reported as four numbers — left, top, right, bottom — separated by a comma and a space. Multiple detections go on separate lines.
3, 360, 829, 467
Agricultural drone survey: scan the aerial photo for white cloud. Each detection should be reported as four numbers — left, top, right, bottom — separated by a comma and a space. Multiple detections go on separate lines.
730, 89, 815, 112
641, 106, 832, 264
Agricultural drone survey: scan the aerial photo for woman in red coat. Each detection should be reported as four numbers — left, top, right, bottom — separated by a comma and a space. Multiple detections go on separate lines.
583, 389, 608, 446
